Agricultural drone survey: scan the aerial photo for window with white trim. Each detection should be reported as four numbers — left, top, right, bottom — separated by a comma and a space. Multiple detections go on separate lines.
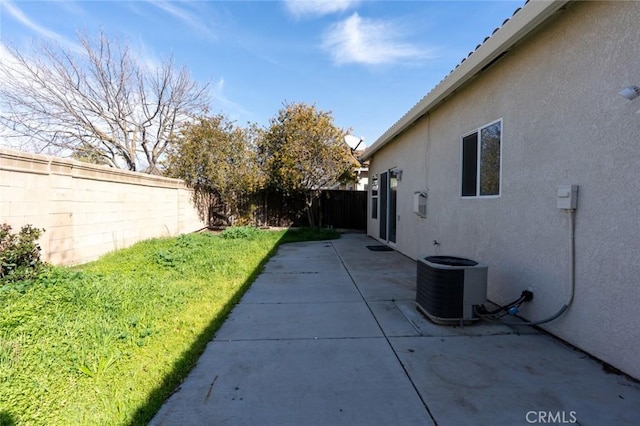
461, 120, 501, 197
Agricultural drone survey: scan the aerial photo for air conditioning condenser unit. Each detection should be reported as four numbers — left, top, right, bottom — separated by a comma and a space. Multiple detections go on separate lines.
416, 256, 488, 325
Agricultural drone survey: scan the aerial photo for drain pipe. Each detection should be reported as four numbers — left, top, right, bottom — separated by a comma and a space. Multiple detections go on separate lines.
503, 208, 576, 326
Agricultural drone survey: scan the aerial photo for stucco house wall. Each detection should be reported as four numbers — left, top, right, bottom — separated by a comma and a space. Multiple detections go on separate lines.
365, 1, 640, 379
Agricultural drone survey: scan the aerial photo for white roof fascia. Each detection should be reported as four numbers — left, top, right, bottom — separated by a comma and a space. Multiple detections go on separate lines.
360, 0, 571, 162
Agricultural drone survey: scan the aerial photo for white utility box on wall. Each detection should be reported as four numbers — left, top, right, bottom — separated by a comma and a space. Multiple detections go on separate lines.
557, 185, 578, 209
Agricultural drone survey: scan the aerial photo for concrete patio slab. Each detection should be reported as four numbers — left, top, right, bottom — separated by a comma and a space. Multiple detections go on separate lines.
152, 233, 640, 426
213, 301, 383, 341
241, 270, 361, 304
348, 271, 416, 301
151, 338, 434, 426
394, 300, 527, 337
391, 334, 640, 426
332, 236, 418, 274
367, 301, 421, 337
261, 242, 343, 274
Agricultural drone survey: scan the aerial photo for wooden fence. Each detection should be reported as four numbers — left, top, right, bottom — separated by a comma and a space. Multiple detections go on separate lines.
315, 190, 367, 230
209, 189, 367, 230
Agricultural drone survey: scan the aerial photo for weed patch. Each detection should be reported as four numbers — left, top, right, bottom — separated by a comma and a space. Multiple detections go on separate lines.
0, 227, 338, 425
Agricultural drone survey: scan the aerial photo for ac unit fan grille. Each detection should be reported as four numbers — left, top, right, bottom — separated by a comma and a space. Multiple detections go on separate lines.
416, 265, 465, 319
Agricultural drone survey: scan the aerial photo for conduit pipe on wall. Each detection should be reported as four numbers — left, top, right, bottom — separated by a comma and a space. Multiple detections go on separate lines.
503, 209, 576, 326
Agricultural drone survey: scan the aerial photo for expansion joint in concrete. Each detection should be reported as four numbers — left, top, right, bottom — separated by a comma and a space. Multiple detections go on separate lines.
330, 241, 439, 426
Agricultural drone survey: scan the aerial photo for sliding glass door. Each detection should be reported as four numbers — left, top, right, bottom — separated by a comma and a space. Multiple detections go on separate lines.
388, 169, 399, 244
378, 169, 398, 244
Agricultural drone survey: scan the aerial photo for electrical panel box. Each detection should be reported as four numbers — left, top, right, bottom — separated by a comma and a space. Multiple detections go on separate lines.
413, 191, 427, 218
557, 185, 578, 209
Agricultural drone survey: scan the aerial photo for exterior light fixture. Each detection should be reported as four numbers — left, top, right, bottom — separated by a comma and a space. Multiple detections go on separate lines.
619, 85, 640, 101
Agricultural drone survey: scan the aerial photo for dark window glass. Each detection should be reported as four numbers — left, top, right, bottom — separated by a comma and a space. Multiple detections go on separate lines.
379, 172, 387, 240
461, 133, 478, 197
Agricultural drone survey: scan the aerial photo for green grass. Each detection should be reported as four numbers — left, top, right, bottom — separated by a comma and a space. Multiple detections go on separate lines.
0, 227, 339, 425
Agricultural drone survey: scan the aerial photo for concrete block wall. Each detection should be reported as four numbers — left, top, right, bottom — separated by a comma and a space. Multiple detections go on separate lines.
0, 148, 206, 265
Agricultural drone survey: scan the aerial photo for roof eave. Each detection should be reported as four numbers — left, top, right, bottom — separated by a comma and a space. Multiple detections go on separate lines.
360, 0, 571, 162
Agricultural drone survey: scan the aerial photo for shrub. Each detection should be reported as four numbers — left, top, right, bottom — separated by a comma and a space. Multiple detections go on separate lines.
0, 223, 47, 284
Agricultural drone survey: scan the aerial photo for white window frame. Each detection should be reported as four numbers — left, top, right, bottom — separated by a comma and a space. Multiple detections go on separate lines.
370, 174, 379, 219
460, 118, 503, 199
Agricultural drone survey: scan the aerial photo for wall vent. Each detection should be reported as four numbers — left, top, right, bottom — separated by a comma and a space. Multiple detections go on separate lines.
413, 191, 427, 218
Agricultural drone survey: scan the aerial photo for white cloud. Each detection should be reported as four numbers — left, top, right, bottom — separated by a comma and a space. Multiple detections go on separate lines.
322, 13, 431, 66
284, 0, 360, 18
49, 0, 85, 17
146, 1, 216, 40
2, 0, 81, 52
214, 77, 225, 93
209, 77, 251, 121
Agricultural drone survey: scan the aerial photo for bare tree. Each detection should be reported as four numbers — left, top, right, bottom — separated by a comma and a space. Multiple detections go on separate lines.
0, 32, 209, 172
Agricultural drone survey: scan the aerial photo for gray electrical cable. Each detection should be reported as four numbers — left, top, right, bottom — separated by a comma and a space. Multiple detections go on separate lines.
502, 208, 576, 326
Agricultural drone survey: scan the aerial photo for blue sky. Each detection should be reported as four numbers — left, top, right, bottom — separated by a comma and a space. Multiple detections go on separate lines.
0, 0, 523, 147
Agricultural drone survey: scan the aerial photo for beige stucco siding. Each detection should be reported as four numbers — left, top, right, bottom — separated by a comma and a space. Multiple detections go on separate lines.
367, 1, 640, 379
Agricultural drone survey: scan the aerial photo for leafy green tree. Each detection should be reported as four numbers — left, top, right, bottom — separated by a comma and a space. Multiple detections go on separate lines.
165, 115, 264, 225
260, 102, 356, 226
